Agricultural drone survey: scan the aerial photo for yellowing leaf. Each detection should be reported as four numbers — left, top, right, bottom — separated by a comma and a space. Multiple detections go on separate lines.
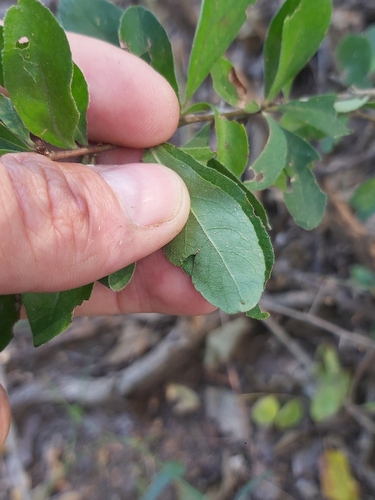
319, 450, 360, 500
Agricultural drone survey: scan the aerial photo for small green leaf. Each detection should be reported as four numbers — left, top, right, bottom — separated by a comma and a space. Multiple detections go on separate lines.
264, 0, 332, 100
0, 122, 33, 154
278, 95, 350, 139
22, 284, 94, 347
245, 115, 287, 191
99, 263, 135, 292
336, 34, 372, 86
144, 144, 268, 314
119, 6, 179, 98
215, 115, 249, 178
335, 96, 369, 113
0, 94, 32, 144
252, 395, 280, 426
141, 461, 185, 500
246, 304, 269, 320
350, 177, 375, 222
185, 0, 256, 102
71, 63, 89, 145
3, 0, 79, 148
58, 0, 123, 46
310, 372, 350, 422
282, 130, 326, 230
350, 264, 375, 290
0, 295, 21, 351
211, 57, 258, 112
274, 399, 304, 429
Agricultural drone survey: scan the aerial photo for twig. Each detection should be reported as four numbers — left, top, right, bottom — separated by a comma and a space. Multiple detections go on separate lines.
178, 108, 256, 127
262, 316, 313, 371
46, 143, 116, 161
345, 402, 375, 435
260, 296, 375, 350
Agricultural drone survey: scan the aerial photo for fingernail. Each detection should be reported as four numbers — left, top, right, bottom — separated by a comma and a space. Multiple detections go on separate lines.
95, 163, 185, 226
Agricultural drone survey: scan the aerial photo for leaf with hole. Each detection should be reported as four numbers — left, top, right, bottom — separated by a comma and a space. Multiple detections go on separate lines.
3, 0, 79, 148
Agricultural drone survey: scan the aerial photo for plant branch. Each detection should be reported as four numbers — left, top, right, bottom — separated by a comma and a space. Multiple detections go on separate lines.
46, 143, 116, 161
260, 295, 375, 350
178, 108, 257, 127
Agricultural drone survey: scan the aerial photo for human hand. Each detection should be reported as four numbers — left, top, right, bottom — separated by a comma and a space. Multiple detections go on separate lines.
0, 32, 216, 447
0, 33, 215, 317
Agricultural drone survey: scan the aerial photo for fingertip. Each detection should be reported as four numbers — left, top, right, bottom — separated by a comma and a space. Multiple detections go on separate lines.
67, 33, 180, 148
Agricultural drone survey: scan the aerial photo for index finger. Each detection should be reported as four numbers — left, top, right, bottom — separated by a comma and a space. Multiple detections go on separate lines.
67, 33, 180, 148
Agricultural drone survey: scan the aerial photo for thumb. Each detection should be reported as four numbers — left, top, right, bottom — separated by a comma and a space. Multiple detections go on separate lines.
0, 385, 10, 448
0, 153, 190, 293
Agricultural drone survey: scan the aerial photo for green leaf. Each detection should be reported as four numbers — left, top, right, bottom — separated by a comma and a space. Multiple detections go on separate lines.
277, 95, 350, 139
58, 0, 123, 46
216, 115, 249, 178
282, 130, 326, 230
211, 56, 259, 112
183, 124, 211, 148
310, 371, 350, 422
335, 96, 369, 113
350, 264, 375, 290
245, 115, 287, 191
141, 461, 185, 500
211, 57, 244, 107
144, 144, 268, 314
0, 26, 4, 87
0, 94, 32, 144
207, 157, 271, 231
206, 158, 274, 281
99, 263, 135, 292
0, 122, 33, 154
71, 63, 89, 145
264, 0, 332, 100
119, 6, 179, 98
365, 25, 375, 73
350, 177, 375, 222
185, 0, 256, 103
336, 34, 372, 86
3, 0, 79, 148
22, 284, 93, 347
252, 395, 280, 426
274, 399, 304, 429
0, 295, 21, 351
246, 304, 269, 320
181, 146, 216, 164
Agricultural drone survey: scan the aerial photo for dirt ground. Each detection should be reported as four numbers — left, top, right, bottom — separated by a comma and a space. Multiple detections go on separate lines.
2, 0, 375, 499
